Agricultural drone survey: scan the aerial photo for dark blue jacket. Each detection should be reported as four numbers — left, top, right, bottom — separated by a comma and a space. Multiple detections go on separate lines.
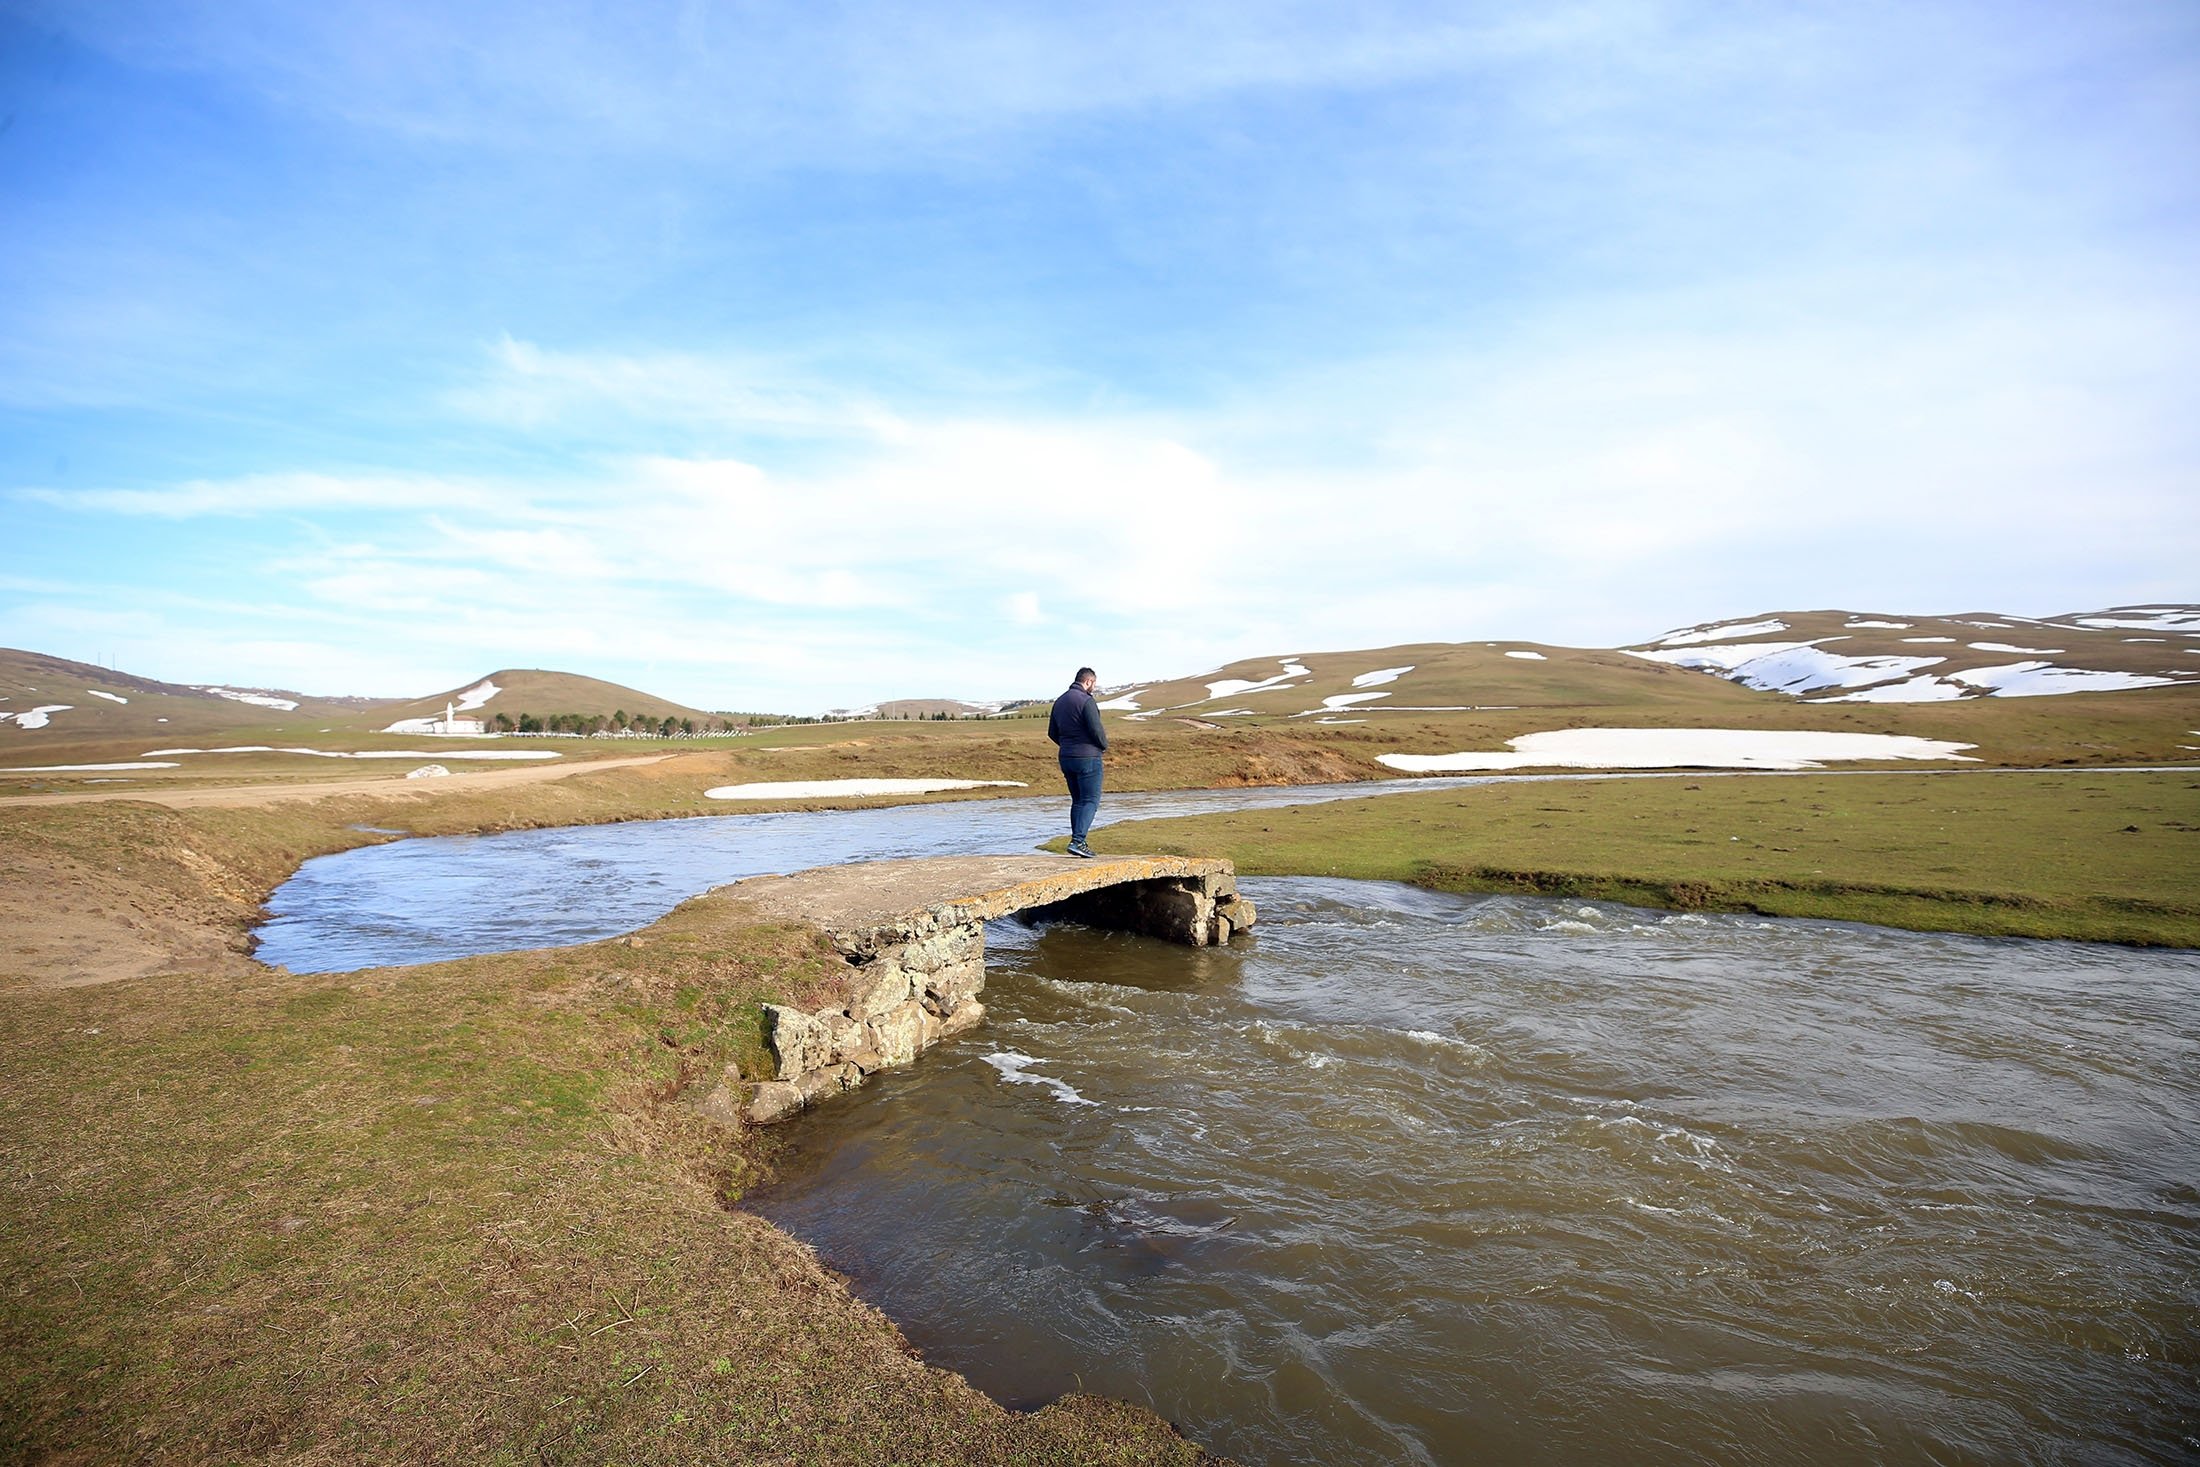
1047, 684, 1109, 760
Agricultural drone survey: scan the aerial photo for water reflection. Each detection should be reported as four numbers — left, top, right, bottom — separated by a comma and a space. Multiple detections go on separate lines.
257, 778, 1494, 972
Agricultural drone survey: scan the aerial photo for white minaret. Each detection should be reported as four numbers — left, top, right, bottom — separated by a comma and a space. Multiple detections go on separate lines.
444, 701, 454, 732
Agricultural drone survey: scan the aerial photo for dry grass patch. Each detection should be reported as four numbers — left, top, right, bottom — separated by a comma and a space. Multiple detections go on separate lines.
1090, 770, 2200, 946
0, 908, 1216, 1464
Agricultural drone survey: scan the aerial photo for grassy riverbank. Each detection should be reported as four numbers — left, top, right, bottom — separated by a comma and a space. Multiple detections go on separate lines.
0, 782, 1219, 1463
5, 730, 2195, 1461
1086, 769, 2200, 946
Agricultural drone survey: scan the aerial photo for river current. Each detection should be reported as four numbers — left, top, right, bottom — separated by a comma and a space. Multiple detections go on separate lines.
258, 786, 2200, 1465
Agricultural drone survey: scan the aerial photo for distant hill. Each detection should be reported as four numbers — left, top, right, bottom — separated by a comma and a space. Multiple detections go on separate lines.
375, 670, 735, 734
0, 647, 398, 744
7, 601, 2192, 755
1097, 640, 1768, 725
1624, 606, 2200, 702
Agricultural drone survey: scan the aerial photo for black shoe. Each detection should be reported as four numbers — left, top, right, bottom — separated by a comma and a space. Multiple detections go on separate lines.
1067, 841, 1095, 858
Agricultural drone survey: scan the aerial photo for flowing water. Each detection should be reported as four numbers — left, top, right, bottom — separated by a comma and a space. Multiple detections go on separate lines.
258, 789, 2200, 1464
257, 779, 1497, 972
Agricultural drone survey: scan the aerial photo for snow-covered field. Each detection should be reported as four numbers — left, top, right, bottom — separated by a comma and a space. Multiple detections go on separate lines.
1656, 618, 1789, 645
1634, 637, 2188, 702
0, 705, 72, 730
704, 778, 1027, 800
2074, 608, 2200, 632
196, 686, 300, 711
1, 761, 182, 773
1378, 729, 1977, 772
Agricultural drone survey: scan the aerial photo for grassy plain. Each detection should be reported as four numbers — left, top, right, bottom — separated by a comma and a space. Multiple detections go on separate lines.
5, 686, 2198, 1461
1087, 769, 2200, 946
0, 793, 1214, 1464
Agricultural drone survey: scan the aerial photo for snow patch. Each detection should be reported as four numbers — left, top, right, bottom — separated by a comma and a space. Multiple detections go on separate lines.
1950, 662, 2178, 697
196, 686, 300, 711
1845, 620, 1911, 629
1505, 650, 1547, 661
1351, 665, 1414, 688
2076, 610, 2200, 632
1377, 728, 1977, 773
1629, 640, 1818, 672
1, 761, 182, 772
1096, 690, 1146, 710
85, 689, 129, 705
1969, 642, 2063, 655
1302, 692, 1390, 714
454, 678, 500, 711
1203, 660, 1312, 701
1635, 642, 1942, 696
0, 705, 72, 730
703, 778, 1026, 800
1655, 618, 1790, 646
1901, 637, 1956, 644
1825, 676, 1967, 704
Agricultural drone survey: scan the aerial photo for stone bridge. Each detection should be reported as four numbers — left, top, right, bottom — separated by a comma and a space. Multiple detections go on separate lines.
717, 854, 1254, 1124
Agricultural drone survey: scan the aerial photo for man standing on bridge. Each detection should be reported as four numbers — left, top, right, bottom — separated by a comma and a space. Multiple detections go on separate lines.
1048, 666, 1108, 858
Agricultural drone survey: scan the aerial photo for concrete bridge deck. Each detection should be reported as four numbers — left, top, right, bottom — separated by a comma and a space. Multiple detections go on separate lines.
717, 853, 1254, 1124
722, 852, 1250, 947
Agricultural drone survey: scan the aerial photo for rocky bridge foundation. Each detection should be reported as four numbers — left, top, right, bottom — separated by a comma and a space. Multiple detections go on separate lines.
713, 854, 1254, 1124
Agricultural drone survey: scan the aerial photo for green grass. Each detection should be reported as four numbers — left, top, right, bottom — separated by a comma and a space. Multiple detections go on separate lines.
1090, 769, 2200, 946
0, 899, 1213, 1464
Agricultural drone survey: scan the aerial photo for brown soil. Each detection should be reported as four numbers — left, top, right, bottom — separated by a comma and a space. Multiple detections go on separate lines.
0, 753, 672, 809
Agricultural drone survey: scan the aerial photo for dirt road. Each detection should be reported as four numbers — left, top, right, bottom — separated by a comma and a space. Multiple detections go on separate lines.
0, 754, 673, 810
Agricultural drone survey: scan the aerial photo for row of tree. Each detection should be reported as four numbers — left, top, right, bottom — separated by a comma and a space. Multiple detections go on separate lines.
492, 710, 734, 737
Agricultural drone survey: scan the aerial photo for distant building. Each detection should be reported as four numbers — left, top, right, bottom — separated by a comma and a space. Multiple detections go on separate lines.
381, 701, 488, 736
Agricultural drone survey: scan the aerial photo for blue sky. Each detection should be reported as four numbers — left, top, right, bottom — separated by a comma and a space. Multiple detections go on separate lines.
2, 1, 2195, 711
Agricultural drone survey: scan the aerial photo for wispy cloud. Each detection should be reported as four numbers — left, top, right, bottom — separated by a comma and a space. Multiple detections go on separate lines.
14, 471, 509, 519
3, 2, 2192, 706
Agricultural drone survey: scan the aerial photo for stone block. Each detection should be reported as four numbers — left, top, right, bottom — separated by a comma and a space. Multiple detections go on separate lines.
818, 1010, 867, 1063
690, 1060, 749, 1129
867, 999, 928, 1067
794, 1062, 862, 1105
763, 1003, 834, 1079
899, 923, 982, 975
748, 1080, 803, 1125
920, 957, 985, 1017
1140, 885, 1211, 946
847, 960, 915, 1020
937, 1000, 985, 1039
694, 1079, 746, 1129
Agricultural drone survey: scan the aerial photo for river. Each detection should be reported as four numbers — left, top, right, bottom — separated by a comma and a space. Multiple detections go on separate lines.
257, 786, 2200, 1465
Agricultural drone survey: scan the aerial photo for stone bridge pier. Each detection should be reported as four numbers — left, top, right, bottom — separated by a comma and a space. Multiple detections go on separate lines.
714, 854, 1253, 1124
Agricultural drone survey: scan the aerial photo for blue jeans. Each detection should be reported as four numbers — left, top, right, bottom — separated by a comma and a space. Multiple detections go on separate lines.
1059, 755, 1103, 844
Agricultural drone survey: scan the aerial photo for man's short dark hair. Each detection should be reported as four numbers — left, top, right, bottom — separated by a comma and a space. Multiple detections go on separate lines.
1075, 667, 1096, 683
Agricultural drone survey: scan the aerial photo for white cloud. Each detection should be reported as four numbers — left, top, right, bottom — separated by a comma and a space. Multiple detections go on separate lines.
14, 471, 503, 519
